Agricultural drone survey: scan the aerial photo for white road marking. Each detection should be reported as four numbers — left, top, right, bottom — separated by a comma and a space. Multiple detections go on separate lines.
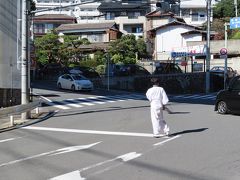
39, 95, 53, 102
50, 170, 85, 180
22, 126, 161, 138
0, 142, 101, 167
173, 94, 216, 100
76, 98, 95, 106
0, 137, 22, 143
49, 152, 142, 180
48, 103, 71, 110
153, 135, 181, 146
64, 99, 83, 108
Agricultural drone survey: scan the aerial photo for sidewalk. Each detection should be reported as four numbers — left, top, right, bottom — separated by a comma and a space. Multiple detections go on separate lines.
0, 110, 54, 132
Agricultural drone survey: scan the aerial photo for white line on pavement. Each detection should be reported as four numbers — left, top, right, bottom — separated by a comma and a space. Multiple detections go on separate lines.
0, 137, 22, 143
0, 142, 101, 168
49, 152, 142, 180
22, 126, 162, 138
153, 135, 181, 146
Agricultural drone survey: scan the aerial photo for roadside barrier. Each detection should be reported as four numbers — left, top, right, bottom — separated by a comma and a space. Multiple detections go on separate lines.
0, 100, 41, 126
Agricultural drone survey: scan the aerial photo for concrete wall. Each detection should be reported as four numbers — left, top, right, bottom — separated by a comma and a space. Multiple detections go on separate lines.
187, 40, 240, 55
0, 0, 21, 107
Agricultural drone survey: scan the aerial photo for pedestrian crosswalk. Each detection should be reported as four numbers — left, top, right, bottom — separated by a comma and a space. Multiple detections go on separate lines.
170, 93, 217, 100
41, 93, 217, 110
42, 94, 146, 110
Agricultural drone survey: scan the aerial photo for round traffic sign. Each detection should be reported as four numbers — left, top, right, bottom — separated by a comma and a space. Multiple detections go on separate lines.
220, 48, 227, 55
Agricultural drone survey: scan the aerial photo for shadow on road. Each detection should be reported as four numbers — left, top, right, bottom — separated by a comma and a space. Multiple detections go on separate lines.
170, 128, 208, 136
53, 105, 150, 118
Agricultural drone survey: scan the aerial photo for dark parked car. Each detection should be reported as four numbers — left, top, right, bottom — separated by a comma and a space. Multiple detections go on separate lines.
68, 66, 100, 79
215, 75, 240, 114
112, 64, 150, 76
153, 62, 182, 74
210, 66, 237, 78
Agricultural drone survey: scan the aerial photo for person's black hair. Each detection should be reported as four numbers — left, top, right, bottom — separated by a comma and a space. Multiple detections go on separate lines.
151, 78, 160, 86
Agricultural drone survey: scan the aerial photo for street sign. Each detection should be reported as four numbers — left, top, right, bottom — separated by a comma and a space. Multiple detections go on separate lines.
171, 45, 206, 58
230, 17, 240, 29
220, 48, 227, 59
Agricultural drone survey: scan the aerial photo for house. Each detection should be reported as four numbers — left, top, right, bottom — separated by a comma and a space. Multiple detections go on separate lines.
56, 22, 122, 52
148, 20, 206, 60
97, 2, 150, 39
34, 0, 101, 24
33, 14, 77, 37
149, 0, 221, 27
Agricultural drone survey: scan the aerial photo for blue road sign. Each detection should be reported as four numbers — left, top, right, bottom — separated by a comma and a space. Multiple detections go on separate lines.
230, 17, 240, 29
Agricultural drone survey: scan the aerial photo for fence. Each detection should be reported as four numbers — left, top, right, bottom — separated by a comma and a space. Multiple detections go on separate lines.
99, 73, 224, 94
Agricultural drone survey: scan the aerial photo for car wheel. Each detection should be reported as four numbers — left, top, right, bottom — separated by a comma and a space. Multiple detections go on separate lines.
71, 85, 76, 91
57, 83, 62, 89
217, 101, 228, 114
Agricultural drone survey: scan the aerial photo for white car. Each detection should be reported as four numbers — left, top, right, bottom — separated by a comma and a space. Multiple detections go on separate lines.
57, 74, 93, 91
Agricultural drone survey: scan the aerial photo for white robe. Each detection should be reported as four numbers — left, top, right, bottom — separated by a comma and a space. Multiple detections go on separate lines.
146, 86, 170, 135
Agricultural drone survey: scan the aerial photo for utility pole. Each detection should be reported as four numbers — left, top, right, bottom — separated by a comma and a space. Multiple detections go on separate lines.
234, 0, 238, 17
21, 0, 30, 120
205, 0, 211, 93
20, 0, 99, 120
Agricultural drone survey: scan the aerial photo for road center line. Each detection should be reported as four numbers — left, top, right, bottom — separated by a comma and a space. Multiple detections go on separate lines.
22, 126, 163, 138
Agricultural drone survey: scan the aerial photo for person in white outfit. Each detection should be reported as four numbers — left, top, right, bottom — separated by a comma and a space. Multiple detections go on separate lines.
146, 78, 170, 138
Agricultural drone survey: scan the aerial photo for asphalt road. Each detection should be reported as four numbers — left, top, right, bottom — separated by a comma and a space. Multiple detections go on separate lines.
0, 82, 239, 180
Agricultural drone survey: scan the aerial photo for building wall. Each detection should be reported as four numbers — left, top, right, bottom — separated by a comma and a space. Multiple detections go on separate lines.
156, 25, 194, 53
0, 0, 21, 107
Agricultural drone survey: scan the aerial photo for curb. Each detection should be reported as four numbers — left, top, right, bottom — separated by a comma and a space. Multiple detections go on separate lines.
0, 110, 57, 133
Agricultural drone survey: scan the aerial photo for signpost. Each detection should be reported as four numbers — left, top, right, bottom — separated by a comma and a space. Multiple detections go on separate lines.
220, 47, 228, 90
230, 17, 240, 29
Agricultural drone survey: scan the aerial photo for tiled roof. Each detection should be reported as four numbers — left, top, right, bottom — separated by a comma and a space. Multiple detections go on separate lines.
34, 14, 76, 20
149, 20, 202, 32
98, 2, 148, 11
181, 30, 206, 35
146, 10, 175, 18
56, 22, 117, 31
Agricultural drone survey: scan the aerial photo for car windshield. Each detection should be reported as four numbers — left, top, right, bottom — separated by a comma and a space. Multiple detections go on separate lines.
72, 75, 87, 80
211, 67, 233, 71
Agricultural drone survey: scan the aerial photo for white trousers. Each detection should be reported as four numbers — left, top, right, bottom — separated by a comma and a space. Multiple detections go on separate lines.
150, 106, 170, 135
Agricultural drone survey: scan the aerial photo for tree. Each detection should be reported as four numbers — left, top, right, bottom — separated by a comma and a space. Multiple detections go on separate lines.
108, 34, 147, 64
59, 35, 90, 65
213, 0, 239, 18
35, 31, 91, 66
34, 30, 61, 65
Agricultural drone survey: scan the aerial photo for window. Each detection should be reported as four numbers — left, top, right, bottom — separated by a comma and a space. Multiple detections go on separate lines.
34, 24, 45, 33
87, 34, 103, 42
191, 13, 198, 21
181, 9, 190, 17
231, 78, 240, 90
45, 24, 53, 33
132, 26, 143, 33
199, 14, 206, 21
128, 12, 140, 19
105, 12, 115, 20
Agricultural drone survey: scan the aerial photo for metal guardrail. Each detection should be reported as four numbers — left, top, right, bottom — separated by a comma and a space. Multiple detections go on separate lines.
0, 100, 42, 126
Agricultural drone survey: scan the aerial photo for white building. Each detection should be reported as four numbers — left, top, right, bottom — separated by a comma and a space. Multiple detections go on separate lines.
149, 0, 221, 27
34, 0, 101, 23
149, 20, 205, 60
